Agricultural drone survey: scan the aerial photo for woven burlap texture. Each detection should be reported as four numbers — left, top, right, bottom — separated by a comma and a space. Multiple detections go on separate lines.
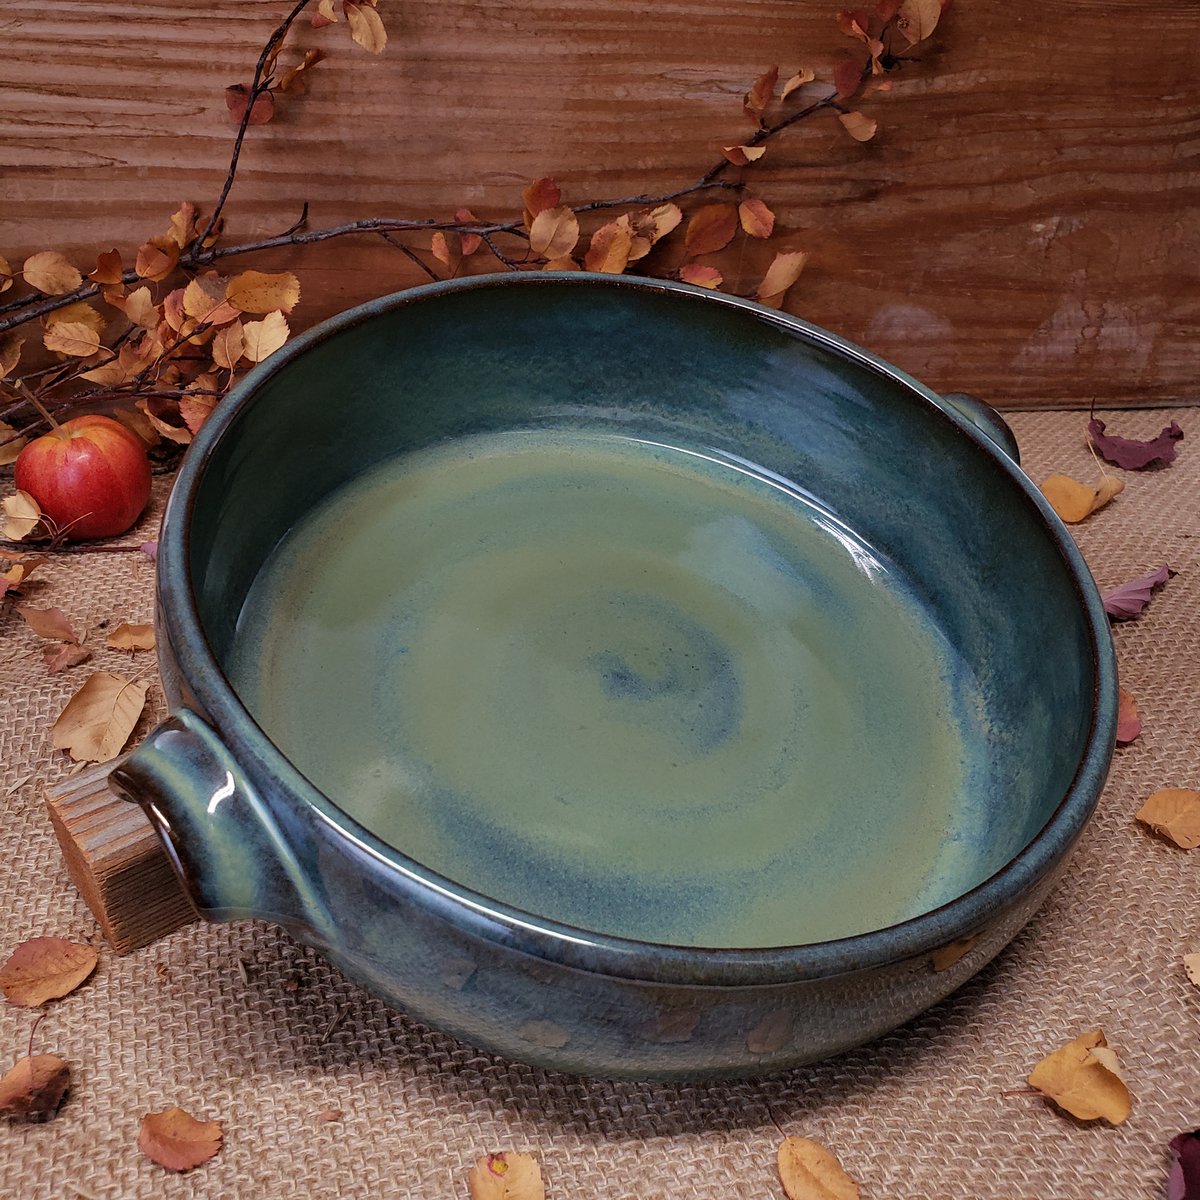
1, 412, 1197, 1200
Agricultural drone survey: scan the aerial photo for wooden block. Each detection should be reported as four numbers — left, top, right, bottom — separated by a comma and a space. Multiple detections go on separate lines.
45, 759, 197, 955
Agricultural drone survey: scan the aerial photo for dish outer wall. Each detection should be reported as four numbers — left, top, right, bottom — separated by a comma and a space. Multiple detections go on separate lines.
109, 273, 1116, 1079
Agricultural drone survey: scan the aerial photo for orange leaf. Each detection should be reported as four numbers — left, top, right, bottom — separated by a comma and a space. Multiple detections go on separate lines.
225, 270, 301, 315
837, 111, 878, 141
106, 622, 156, 652
1028, 1029, 1132, 1123
739, 198, 775, 239
16, 605, 79, 643
757, 249, 809, 308
467, 1151, 545, 1200
1039, 473, 1123, 524
744, 65, 779, 122
722, 144, 767, 166
241, 310, 290, 362
835, 57, 864, 99
50, 671, 150, 763
529, 206, 580, 260
0, 555, 47, 600
781, 68, 816, 99
179, 394, 218, 436
541, 256, 580, 272
22, 251, 82, 296
684, 203, 738, 257
679, 264, 723, 289
456, 207, 482, 256
136, 399, 191, 446
114, 285, 161, 330
632, 202, 683, 245
161, 287, 188, 333
42, 321, 101, 358
224, 84, 275, 125
0, 333, 22, 382
135, 236, 179, 283
522, 177, 561, 228
836, 9, 871, 39
430, 231, 457, 269
583, 216, 634, 274
88, 249, 123, 285
139, 1107, 224, 1173
277, 47, 325, 93
344, 2, 388, 52
1135, 789, 1200, 849
211, 321, 245, 371
167, 201, 199, 250
0, 937, 98, 1007
0, 1055, 71, 1121
896, 0, 943, 46
0, 253, 13, 294
184, 273, 240, 325
1116, 688, 1141, 744
778, 1136, 861, 1200
44, 644, 92, 674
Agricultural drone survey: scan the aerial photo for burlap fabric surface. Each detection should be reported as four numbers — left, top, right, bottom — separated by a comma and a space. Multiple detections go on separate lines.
1, 410, 1196, 1199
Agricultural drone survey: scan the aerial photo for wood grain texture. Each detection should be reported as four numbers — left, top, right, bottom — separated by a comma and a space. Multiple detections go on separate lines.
2, 0, 1198, 406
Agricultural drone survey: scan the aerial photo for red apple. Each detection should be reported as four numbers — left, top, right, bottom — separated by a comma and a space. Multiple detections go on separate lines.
15, 415, 152, 540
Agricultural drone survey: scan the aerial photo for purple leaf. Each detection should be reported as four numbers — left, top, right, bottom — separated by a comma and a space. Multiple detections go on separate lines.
1089, 418, 1183, 470
1168, 1129, 1200, 1200
139, 541, 158, 562
1102, 564, 1173, 619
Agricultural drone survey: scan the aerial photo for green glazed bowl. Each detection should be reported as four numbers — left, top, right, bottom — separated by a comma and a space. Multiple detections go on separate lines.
110, 273, 1116, 1079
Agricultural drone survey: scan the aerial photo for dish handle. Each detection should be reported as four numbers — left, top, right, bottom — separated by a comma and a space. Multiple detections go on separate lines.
939, 391, 1021, 465
108, 710, 333, 939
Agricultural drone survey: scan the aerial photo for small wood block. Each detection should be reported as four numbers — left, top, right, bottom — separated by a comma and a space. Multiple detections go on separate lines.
45, 758, 197, 955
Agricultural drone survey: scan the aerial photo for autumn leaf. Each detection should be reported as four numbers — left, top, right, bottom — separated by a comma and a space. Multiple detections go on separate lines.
277, 47, 326, 92
88, 249, 123, 285
22, 251, 82, 296
522, 178, 561, 228
226, 270, 301, 315
0, 556, 46, 600
1168, 1129, 1200, 1200
43, 321, 102, 358
241, 310, 290, 362
106, 622, 155, 651
184, 274, 240, 325
0, 1055, 70, 1121
209, 321, 245, 372
838, 111, 878, 141
722, 144, 767, 166
180, 394, 218, 436
430, 231, 458, 269
1116, 688, 1141, 744
1089, 418, 1184, 470
584, 216, 634, 274
17, 606, 79, 644
0, 253, 12, 294
739, 198, 775, 239
834, 57, 864, 99
0, 421, 26, 466
50, 671, 149, 763
344, 1, 388, 52
468, 1151, 545, 1200
45, 301, 106, 337
0, 333, 23, 381
2, 491, 43, 541
135, 236, 179, 283
456, 208, 483, 256
528, 206, 580, 260
836, 9, 871, 40
542, 256, 580, 272
632, 203, 683, 247
0, 936, 98, 1007
684, 203, 738, 256
896, 0, 943, 46
744, 65, 779, 123
1039, 473, 1124, 523
1135, 789, 1200, 849
165, 201, 198, 250
679, 264, 723, 289
139, 1107, 224, 1172
136, 399, 191, 446
44, 644, 92, 673
225, 83, 275, 125
1185, 955, 1200, 989
1102, 564, 1172, 619
1027, 1029, 1132, 1124
757, 250, 809, 308
777, 1136, 861, 1200
117, 285, 161, 330
782, 67, 816, 99
312, 0, 339, 25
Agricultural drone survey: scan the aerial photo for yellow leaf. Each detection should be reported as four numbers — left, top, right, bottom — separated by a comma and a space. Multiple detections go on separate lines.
184, 273, 240, 324
211, 321, 245, 371
43, 321, 102, 358
135, 236, 179, 283
0, 253, 13, 294
584, 216, 634, 274
897, 0, 943, 46
679, 264, 723, 289
541, 256, 580, 271
316, 0, 339, 21
781, 67, 816, 99
50, 671, 149, 763
45, 301, 106, 336
739, 197, 775, 239
431, 231, 458, 269
722, 144, 767, 166
135, 399, 191, 446
344, 1, 387, 52
838, 111, 878, 142
529, 206, 580, 260
2, 491, 43, 541
106, 622, 156, 652
241, 310, 290, 363
167, 201, 198, 250
1135, 788, 1200, 849
120, 285, 162, 330
777, 1136, 861, 1200
22, 251, 82, 296
0, 334, 23, 382
467, 1152, 545, 1200
1027, 1029, 1132, 1124
225, 270, 301, 315
632, 202, 683, 245
757, 250, 809, 308
1039, 473, 1123, 524
0, 421, 26, 467
1184, 953, 1200, 989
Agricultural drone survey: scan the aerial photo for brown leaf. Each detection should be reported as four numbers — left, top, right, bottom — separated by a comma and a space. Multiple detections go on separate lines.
837, 9, 871, 39
781, 67, 816, 99
2, 491, 43, 541
106, 622, 156, 651
45, 301, 106, 337
456, 207, 483, 256
542, 256, 580, 272
1135, 789, 1200, 849
722, 144, 767, 166
837, 110, 878, 141
0, 937, 98, 1007
529, 206, 580, 260
757, 250, 809, 308
184, 274, 240, 325
747, 1009, 792, 1054
277, 47, 326, 93
344, 2, 388, 52
835, 57, 864, 99
88, 249, 123, 285
211, 321, 245, 371
0, 421, 26, 466
431, 231, 457, 269
116, 285, 161, 330
1039, 473, 1124, 524
313, 0, 339, 24
17, 606, 79, 643
224, 83, 275, 125
631, 203, 684, 248
179, 394, 218, 436
43, 644, 92, 674
1185, 954, 1200, 989
584, 216, 634, 274
42, 321, 101, 358
0, 1055, 70, 1121
226, 270, 301, 316
1028, 1029, 1132, 1123
678, 264, 723, 289
139, 1106, 223, 1172
166, 201, 198, 250
22, 251, 82, 296
896, 0, 943, 45
1116, 688, 1141, 745
0, 333, 23, 382
739, 198, 776, 239
135, 399, 191, 446
135, 236, 179, 283
0, 556, 47, 601
744, 65, 779, 123
468, 1151, 545, 1200
522, 177, 561, 228
241, 310, 290, 363
50, 671, 150, 764
778, 1136, 861, 1199
0, 253, 12, 294
684, 203, 738, 256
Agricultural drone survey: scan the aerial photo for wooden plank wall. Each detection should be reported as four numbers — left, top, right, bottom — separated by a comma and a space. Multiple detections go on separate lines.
2, 0, 1197, 407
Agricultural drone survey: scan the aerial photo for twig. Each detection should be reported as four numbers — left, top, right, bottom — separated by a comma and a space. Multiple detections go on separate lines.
319, 1003, 350, 1045
0, 538, 151, 555
374, 231, 439, 283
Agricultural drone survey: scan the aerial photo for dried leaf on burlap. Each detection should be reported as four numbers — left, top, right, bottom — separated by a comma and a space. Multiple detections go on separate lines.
1040, 473, 1124, 523
1089, 418, 1183, 470
139, 1106, 223, 1172
2, 491, 43, 541
1168, 1129, 1200, 1200
22, 251, 82, 295
0, 1055, 70, 1120
468, 1151, 545, 1200
1027, 1028, 1132, 1123
1116, 688, 1141, 744
777, 1135, 861, 1199
51, 671, 149, 763
1135, 789, 1200, 849
0, 936, 98, 1006
106, 622, 155, 651
0, 555, 47, 600
1183, 954, 1200, 989
1102, 564, 1173, 619
17, 606, 79, 644
44, 644, 92, 673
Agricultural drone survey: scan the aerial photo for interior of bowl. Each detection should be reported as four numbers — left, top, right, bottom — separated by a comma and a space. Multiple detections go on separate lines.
179, 275, 1104, 950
